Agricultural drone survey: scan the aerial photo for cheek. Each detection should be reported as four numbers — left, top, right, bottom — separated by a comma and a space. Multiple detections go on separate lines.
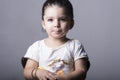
46, 26, 54, 33
63, 24, 71, 31
44, 23, 51, 29
62, 27, 70, 33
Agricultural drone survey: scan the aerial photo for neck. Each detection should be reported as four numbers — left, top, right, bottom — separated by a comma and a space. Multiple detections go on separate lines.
44, 37, 69, 48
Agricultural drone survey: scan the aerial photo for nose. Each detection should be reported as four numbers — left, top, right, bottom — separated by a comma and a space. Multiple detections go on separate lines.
54, 19, 60, 28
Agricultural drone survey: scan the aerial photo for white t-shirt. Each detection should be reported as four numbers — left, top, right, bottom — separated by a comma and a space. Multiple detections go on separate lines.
24, 39, 88, 74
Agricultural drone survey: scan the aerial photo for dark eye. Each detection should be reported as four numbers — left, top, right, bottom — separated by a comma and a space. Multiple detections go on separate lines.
47, 19, 53, 22
60, 18, 66, 21
61, 18, 65, 21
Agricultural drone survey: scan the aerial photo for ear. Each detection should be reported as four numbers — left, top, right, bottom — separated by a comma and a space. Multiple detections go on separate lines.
42, 20, 46, 30
69, 20, 74, 30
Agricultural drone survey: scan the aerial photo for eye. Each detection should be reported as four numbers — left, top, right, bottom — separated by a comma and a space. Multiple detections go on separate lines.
47, 18, 53, 22
60, 18, 66, 21
59, 18, 67, 22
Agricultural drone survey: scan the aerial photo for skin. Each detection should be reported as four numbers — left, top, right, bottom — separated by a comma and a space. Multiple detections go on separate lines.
42, 5, 73, 48
24, 5, 88, 80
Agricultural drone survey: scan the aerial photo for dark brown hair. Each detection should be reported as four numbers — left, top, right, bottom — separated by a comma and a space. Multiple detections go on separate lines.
42, 0, 74, 20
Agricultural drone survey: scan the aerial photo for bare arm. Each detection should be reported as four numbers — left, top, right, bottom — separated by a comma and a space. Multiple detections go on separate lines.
23, 59, 57, 80
23, 59, 38, 80
56, 58, 89, 80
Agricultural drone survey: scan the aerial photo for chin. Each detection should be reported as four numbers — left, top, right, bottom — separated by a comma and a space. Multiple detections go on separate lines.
52, 35, 64, 39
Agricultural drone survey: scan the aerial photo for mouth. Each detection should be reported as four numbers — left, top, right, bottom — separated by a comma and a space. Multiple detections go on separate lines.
52, 29, 62, 34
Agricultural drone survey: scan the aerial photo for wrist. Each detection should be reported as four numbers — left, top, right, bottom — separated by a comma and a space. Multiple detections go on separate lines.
32, 68, 38, 80
57, 74, 68, 80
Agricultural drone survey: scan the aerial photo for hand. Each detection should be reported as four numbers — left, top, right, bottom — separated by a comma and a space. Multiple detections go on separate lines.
36, 69, 57, 80
55, 75, 67, 80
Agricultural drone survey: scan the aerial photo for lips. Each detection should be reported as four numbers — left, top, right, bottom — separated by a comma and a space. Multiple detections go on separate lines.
52, 29, 62, 34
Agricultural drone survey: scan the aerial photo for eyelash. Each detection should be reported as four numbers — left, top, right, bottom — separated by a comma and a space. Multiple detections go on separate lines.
60, 18, 66, 21
47, 19, 53, 22
47, 18, 67, 22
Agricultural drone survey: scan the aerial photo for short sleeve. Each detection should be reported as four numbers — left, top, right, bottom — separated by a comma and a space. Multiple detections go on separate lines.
24, 41, 39, 62
72, 40, 88, 61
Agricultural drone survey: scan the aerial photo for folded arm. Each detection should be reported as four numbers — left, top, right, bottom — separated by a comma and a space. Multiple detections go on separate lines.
56, 58, 89, 80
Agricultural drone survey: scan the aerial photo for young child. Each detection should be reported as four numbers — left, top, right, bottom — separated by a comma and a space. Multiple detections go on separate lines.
23, 0, 90, 80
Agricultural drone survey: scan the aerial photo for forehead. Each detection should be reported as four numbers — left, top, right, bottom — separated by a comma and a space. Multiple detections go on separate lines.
44, 5, 67, 17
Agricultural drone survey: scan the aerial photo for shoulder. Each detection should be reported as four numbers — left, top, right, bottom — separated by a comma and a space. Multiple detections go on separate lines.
68, 39, 82, 46
66, 39, 83, 51
28, 39, 44, 48
68, 39, 88, 60
67, 39, 86, 53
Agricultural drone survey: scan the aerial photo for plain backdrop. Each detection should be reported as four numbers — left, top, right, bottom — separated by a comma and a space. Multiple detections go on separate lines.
0, 0, 120, 80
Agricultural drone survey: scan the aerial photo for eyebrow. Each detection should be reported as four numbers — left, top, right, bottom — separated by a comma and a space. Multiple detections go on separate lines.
45, 16, 69, 19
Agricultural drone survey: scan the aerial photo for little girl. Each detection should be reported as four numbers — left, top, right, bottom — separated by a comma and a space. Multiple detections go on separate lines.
23, 0, 90, 80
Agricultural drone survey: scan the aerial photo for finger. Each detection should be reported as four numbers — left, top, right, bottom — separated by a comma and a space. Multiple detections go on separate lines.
43, 77, 47, 80
46, 75, 53, 80
48, 73, 57, 80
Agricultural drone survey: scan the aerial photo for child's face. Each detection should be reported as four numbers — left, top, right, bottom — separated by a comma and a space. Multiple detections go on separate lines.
42, 5, 73, 39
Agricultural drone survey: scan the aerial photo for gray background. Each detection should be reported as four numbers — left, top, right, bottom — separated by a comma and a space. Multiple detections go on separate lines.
0, 0, 120, 80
